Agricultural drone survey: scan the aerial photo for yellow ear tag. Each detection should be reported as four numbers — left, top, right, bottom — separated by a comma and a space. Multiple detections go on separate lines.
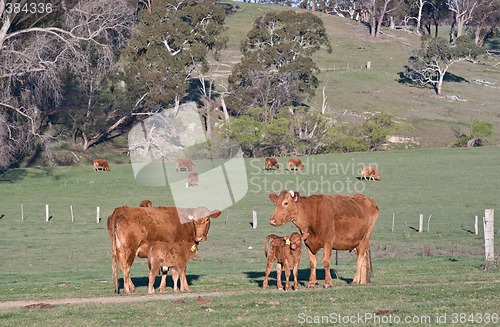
285, 239, 291, 245
191, 244, 196, 252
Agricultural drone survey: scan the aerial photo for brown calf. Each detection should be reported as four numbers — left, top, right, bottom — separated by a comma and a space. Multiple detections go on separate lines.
263, 232, 304, 291
360, 166, 381, 181
185, 172, 199, 188
287, 158, 304, 171
176, 158, 195, 171
263, 158, 280, 170
93, 159, 110, 171
146, 241, 198, 294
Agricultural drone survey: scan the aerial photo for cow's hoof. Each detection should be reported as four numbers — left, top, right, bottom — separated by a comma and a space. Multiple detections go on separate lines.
307, 283, 316, 289
278, 287, 283, 291
323, 284, 333, 289
159, 288, 167, 293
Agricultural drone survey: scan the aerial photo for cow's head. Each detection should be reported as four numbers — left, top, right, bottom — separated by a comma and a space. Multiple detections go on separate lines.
287, 232, 303, 250
183, 207, 221, 242
269, 190, 300, 226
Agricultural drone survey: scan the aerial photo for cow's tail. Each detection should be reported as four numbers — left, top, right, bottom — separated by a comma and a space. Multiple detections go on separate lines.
264, 234, 280, 258
107, 213, 120, 294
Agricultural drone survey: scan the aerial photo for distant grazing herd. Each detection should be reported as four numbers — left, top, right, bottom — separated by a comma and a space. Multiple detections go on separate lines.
102, 156, 381, 293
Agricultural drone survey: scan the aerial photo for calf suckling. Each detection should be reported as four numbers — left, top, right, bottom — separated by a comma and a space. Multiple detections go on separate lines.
144, 241, 198, 294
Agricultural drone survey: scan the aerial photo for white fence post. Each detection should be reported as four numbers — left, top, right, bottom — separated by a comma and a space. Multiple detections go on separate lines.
418, 214, 423, 233
70, 206, 74, 223
45, 204, 49, 222
252, 211, 257, 229
474, 215, 478, 235
96, 207, 100, 223
483, 209, 494, 264
21, 204, 24, 221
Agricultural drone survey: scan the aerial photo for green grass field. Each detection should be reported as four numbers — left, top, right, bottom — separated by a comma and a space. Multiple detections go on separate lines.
0, 147, 499, 326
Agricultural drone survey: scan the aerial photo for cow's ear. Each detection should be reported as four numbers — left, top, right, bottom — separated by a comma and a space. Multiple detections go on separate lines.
210, 210, 222, 218
269, 193, 278, 204
293, 192, 300, 202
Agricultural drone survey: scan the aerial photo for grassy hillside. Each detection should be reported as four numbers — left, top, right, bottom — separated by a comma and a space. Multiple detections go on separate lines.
219, 2, 500, 148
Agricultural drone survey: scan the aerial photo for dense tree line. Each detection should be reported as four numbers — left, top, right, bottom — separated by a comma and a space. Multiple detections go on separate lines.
0, 0, 493, 169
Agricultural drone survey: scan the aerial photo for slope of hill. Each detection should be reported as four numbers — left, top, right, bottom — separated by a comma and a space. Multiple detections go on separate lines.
219, 2, 500, 148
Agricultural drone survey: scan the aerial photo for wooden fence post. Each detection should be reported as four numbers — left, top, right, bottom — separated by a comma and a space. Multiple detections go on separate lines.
45, 204, 49, 222
252, 211, 257, 229
483, 209, 495, 266
418, 214, 423, 233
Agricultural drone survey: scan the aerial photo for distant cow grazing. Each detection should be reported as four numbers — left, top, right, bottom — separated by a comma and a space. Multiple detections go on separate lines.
176, 158, 195, 171
287, 158, 304, 171
360, 166, 381, 181
146, 241, 198, 294
93, 159, 110, 171
107, 206, 221, 294
269, 190, 379, 287
263, 232, 304, 291
139, 200, 153, 207
263, 158, 280, 170
185, 172, 199, 188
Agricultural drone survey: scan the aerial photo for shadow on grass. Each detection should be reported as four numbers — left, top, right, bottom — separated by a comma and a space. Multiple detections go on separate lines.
117, 274, 202, 292
0, 167, 56, 183
244, 268, 354, 288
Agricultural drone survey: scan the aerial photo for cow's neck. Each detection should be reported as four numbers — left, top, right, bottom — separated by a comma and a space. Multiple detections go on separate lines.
291, 198, 315, 234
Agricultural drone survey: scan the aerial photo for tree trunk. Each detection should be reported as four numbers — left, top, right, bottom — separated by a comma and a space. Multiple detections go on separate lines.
436, 74, 444, 96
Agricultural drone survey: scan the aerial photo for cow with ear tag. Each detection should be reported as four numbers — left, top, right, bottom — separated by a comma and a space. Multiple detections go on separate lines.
108, 205, 221, 294
269, 190, 378, 288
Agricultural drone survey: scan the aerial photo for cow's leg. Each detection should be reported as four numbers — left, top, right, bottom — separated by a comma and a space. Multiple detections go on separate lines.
262, 256, 275, 289
322, 244, 334, 288
171, 267, 180, 293
306, 247, 317, 288
159, 267, 168, 292
180, 267, 190, 292
148, 263, 160, 294
353, 241, 369, 285
117, 247, 136, 294
284, 263, 291, 291
293, 262, 299, 290
276, 263, 283, 290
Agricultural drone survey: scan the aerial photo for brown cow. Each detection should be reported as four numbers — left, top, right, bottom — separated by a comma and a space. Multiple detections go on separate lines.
360, 166, 381, 181
269, 190, 378, 287
93, 159, 110, 171
176, 158, 195, 171
146, 241, 198, 294
263, 158, 280, 170
107, 206, 221, 294
287, 158, 304, 171
263, 232, 304, 291
185, 172, 199, 188
139, 200, 153, 207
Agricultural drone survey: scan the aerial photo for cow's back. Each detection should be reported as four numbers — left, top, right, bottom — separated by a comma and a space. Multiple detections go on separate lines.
114, 207, 194, 250
301, 194, 378, 250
